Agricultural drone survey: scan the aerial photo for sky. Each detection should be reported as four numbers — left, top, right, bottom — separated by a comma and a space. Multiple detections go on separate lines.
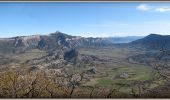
0, 2, 170, 38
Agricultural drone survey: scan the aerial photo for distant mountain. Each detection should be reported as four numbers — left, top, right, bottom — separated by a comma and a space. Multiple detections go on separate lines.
104, 36, 144, 43
130, 34, 170, 50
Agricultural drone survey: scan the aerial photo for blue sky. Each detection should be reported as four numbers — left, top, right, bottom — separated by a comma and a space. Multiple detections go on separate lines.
0, 2, 170, 38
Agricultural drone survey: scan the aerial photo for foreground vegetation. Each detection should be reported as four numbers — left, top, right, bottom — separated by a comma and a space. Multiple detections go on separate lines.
0, 67, 133, 98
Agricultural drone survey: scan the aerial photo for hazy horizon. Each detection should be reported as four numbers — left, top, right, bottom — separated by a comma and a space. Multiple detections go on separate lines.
0, 31, 146, 38
1, 2, 170, 38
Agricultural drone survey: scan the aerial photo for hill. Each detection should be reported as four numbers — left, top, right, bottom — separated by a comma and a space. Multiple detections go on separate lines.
130, 34, 170, 50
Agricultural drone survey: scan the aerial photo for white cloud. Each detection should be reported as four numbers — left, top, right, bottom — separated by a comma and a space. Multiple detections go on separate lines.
155, 7, 170, 12
136, 4, 151, 11
136, 4, 170, 13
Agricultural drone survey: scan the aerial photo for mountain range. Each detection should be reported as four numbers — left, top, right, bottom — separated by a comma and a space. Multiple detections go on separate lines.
1, 31, 170, 54
0, 31, 144, 54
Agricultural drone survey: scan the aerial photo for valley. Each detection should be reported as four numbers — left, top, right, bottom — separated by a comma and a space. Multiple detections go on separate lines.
0, 32, 169, 98
2, 1, 170, 98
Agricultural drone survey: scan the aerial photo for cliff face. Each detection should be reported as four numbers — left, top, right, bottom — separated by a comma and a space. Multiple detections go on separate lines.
14, 35, 41, 48
0, 35, 40, 47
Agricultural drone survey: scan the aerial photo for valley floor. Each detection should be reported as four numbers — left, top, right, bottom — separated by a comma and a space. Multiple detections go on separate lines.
0, 45, 169, 98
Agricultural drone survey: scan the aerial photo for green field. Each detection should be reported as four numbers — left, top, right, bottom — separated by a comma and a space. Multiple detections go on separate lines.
15, 49, 47, 62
